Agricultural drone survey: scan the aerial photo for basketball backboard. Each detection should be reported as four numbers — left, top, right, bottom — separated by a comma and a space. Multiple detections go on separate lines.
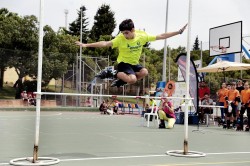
209, 21, 242, 56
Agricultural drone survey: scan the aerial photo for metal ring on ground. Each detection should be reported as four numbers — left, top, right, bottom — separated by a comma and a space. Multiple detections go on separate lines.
166, 150, 206, 158
10, 157, 60, 166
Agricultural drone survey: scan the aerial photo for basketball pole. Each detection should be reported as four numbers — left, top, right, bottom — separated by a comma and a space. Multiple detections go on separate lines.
184, 0, 192, 155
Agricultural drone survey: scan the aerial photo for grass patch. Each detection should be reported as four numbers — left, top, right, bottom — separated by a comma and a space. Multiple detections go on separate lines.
0, 84, 15, 99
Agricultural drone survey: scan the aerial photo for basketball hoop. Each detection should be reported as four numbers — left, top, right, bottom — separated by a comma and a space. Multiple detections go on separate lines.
210, 45, 227, 54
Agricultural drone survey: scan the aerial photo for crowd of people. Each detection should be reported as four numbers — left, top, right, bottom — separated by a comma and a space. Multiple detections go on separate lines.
99, 99, 118, 115
216, 80, 250, 131
199, 80, 250, 131
97, 79, 249, 131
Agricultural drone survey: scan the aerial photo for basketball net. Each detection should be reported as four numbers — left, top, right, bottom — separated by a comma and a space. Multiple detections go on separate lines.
210, 45, 227, 53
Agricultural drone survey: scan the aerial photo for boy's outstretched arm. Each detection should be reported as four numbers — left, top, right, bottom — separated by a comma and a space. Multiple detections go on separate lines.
156, 23, 188, 40
75, 41, 112, 48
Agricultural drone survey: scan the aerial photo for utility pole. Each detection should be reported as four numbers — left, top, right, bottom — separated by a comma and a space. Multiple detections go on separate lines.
79, 7, 83, 94
64, 9, 68, 30
163, 0, 169, 82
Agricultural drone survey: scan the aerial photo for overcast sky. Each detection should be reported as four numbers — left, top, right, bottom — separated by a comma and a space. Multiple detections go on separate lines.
2, 0, 250, 50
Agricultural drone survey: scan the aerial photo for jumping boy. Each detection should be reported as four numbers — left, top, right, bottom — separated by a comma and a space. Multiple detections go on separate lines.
76, 19, 187, 87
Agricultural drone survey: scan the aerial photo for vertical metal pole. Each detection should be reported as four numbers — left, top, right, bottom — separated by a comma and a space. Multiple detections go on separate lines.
82, 60, 84, 93
72, 63, 74, 89
184, 0, 193, 155
64, 9, 68, 30
95, 58, 97, 100
79, 7, 83, 106
76, 53, 79, 106
240, 52, 242, 79
162, 0, 169, 82
143, 53, 145, 94
107, 55, 110, 95
168, 49, 171, 81
200, 41, 203, 68
62, 9, 68, 105
33, 0, 44, 162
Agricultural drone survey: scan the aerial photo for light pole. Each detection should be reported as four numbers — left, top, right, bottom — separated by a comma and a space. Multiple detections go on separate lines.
79, 7, 83, 95
64, 9, 68, 30
163, 0, 169, 82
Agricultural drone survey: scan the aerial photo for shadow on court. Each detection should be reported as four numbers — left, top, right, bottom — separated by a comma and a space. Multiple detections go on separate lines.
0, 111, 250, 166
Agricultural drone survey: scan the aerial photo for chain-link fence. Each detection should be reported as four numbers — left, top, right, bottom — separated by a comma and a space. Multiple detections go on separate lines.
1, 48, 147, 107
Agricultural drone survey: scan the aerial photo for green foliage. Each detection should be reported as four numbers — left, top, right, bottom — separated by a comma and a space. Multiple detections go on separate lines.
0, 9, 39, 96
193, 36, 200, 51
89, 4, 116, 41
42, 26, 79, 84
67, 5, 89, 43
0, 84, 15, 99
2, 6, 250, 99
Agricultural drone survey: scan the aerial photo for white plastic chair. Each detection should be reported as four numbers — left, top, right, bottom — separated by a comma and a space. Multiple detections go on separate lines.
144, 99, 161, 127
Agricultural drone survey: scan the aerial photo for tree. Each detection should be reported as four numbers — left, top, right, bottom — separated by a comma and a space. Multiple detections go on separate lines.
41, 26, 78, 85
67, 5, 89, 43
193, 36, 200, 51
89, 4, 116, 41
10, 15, 38, 98
0, 8, 20, 89
0, 9, 39, 97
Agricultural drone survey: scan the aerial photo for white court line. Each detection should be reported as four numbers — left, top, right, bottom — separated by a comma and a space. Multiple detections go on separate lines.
207, 151, 250, 155
1, 152, 250, 165
0, 112, 62, 118
60, 154, 166, 162
59, 151, 250, 162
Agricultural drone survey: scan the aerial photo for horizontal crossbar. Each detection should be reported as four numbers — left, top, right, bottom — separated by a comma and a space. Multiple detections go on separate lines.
35, 92, 193, 100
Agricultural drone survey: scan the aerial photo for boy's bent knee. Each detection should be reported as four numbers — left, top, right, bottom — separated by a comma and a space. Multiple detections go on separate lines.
140, 68, 148, 76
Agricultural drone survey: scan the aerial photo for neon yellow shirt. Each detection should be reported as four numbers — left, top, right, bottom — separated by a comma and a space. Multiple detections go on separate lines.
111, 30, 156, 65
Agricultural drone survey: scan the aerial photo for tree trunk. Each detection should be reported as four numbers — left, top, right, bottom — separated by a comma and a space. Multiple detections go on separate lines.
0, 67, 5, 89
13, 78, 23, 99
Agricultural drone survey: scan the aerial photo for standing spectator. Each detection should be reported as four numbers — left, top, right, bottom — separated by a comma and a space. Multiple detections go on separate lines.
224, 82, 240, 129
158, 96, 176, 129
198, 81, 210, 102
217, 82, 228, 121
236, 79, 244, 118
239, 81, 250, 131
236, 79, 244, 93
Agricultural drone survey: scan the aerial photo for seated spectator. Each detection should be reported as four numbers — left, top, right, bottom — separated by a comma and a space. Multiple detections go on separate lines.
198, 81, 210, 102
99, 100, 108, 114
199, 93, 213, 123
158, 96, 176, 129
113, 101, 119, 115
21, 91, 28, 101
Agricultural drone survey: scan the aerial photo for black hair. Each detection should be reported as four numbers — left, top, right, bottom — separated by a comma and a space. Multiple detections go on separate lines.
119, 19, 134, 31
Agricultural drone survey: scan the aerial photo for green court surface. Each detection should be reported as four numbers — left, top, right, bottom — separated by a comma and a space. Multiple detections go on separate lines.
0, 111, 250, 166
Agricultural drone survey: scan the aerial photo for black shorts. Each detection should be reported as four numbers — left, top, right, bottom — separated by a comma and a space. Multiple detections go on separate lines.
117, 62, 143, 75
225, 104, 237, 117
